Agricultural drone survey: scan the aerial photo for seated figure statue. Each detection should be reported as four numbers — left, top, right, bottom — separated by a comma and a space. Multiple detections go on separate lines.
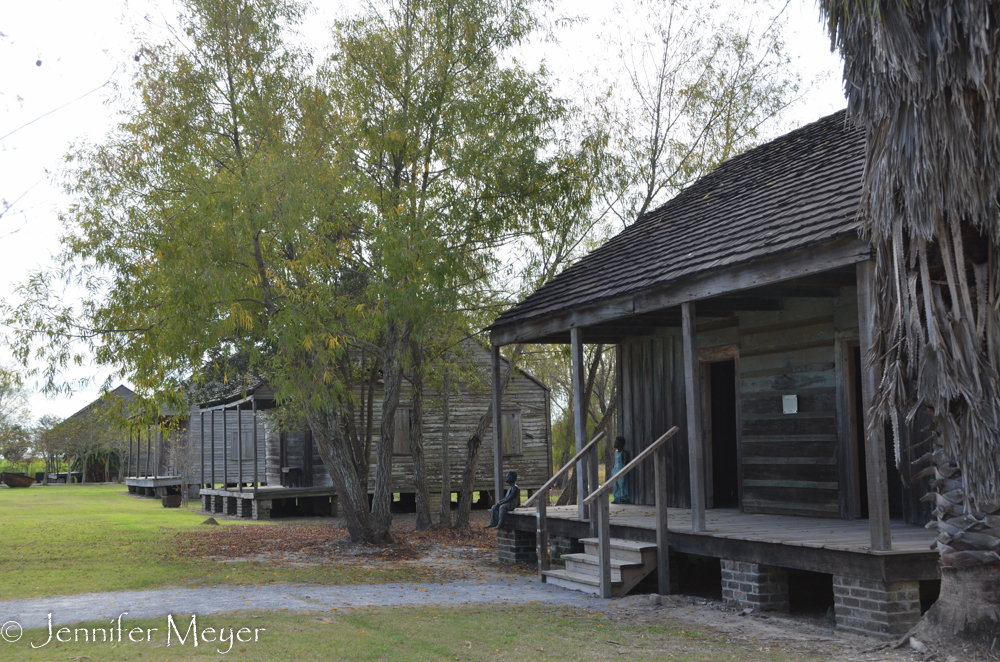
485, 471, 519, 529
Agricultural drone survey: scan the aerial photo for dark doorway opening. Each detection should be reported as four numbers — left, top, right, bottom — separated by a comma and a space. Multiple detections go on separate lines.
710, 360, 739, 508
853, 347, 904, 518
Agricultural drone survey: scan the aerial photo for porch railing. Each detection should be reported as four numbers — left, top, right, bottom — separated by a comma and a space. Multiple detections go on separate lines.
583, 426, 680, 598
523, 430, 605, 578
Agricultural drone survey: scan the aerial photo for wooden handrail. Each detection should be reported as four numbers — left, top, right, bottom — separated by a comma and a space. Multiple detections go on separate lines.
583, 426, 679, 505
523, 430, 606, 508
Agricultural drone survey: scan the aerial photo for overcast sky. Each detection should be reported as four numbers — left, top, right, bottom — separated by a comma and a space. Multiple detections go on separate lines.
0, 0, 846, 421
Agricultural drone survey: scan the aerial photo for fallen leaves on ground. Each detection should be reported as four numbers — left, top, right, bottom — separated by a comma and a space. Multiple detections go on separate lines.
173, 511, 511, 579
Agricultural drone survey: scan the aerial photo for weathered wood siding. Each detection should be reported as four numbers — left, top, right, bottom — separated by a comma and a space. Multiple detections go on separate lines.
737, 297, 844, 517
185, 410, 267, 485
360, 350, 551, 492
617, 331, 689, 507
183, 345, 551, 493
617, 287, 931, 524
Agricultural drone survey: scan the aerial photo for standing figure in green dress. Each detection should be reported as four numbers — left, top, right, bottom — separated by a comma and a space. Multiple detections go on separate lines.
611, 436, 631, 504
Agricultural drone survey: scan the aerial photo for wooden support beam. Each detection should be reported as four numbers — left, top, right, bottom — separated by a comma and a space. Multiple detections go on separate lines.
238, 405, 243, 492
253, 399, 259, 493
145, 428, 151, 479
536, 496, 549, 578
654, 443, 671, 595
597, 491, 612, 598
856, 259, 892, 551
571, 327, 589, 522
210, 410, 216, 488
681, 302, 706, 532
200, 412, 205, 488
700, 296, 782, 312
223, 406, 228, 488
491, 344, 504, 502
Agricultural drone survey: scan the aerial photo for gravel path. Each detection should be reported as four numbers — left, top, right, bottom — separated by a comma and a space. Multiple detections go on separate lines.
0, 578, 598, 629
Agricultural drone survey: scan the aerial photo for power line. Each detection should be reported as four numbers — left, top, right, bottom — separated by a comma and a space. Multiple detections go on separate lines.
0, 66, 118, 143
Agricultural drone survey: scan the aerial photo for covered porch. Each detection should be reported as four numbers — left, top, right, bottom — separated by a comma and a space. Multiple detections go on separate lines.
485, 114, 940, 637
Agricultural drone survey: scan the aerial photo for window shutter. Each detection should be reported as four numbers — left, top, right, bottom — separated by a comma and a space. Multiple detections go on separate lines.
502, 411, 522, 456
393, 408, 411, 455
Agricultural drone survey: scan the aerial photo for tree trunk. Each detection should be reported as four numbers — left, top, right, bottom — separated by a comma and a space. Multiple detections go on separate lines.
454, 343, 524, 528
372, 319, 409, 535
907, 445, 1000, 650
309, 408, 389, 542
409, 339, 432, 530
907, 565, 1000, 649
439, 367, 452, 527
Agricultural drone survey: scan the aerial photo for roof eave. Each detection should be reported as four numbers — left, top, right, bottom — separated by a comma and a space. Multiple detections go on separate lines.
489, 236, 870, 346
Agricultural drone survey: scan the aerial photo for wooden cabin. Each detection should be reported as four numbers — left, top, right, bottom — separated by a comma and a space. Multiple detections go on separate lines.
487, 111, 939, 638
190, 340, 552, 519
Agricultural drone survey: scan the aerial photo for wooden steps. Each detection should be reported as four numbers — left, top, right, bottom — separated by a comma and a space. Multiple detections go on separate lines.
541, 538, 658, 597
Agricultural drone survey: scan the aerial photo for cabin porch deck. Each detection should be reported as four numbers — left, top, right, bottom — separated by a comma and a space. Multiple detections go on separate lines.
505, 504, 938, 583
199, 485, 338, 520
126, 476, 200, 499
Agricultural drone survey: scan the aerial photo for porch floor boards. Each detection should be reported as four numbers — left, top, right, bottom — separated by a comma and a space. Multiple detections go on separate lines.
199, 485, 336, 500
513, 504, 934, 556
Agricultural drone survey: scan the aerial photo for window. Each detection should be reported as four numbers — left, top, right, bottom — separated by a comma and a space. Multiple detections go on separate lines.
230, 430, 254, 461
393, 408, 412, 455
502, 411, 522, 456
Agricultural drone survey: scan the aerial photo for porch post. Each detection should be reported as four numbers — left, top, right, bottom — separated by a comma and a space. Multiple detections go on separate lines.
491, 344, 504, 503
681, 302, 706, 532
145, 428, 151, 479
223, 406, 228, 488
856, 259, 892, 551
253, 399, 259, 493
238, 405, 243, 491
654, 442, 671, 594
210, 410, 216, 488
570, 327, 589, 522
200, 411, 205, 488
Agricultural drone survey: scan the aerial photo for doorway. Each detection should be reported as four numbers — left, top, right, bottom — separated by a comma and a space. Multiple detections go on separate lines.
708, 359, 740, 508
852, 347, 903, 518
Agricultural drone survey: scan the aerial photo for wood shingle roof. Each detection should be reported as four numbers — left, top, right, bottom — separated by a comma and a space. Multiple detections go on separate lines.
490, 110, 864, 332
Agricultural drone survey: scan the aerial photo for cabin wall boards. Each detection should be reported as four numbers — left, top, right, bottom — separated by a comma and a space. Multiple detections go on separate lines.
185, 343, 552, 496
616, 286, 932, 524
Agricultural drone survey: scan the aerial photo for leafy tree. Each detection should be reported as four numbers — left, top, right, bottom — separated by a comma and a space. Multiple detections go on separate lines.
596, 0, 800, 228
33, 414, 65, 478
819, 0, 1000, 646
3, 0, 565, 542
323, 0, 567, 531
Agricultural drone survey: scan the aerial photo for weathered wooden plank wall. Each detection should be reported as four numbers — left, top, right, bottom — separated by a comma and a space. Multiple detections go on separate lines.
617, 286, 931, 524
183, 344, 552, 493
737, 297, 842, 517
618, 331, 689, 507
185, 411, 267, 485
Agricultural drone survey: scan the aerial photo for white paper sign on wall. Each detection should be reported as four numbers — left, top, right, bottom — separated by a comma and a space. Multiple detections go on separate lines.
782, 395, 798, 415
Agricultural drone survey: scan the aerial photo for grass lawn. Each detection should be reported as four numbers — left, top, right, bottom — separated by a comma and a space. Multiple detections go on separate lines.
0, 484, 424, 601
5, 604, 817, 661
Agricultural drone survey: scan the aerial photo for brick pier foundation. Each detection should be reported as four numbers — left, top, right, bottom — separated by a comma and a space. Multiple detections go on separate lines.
498, 528, 537, 563
832, 576, 920, 637
721, 560, 790, 612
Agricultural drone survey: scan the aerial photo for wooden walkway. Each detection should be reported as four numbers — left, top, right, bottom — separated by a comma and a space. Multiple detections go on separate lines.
505, 504, 939, 582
